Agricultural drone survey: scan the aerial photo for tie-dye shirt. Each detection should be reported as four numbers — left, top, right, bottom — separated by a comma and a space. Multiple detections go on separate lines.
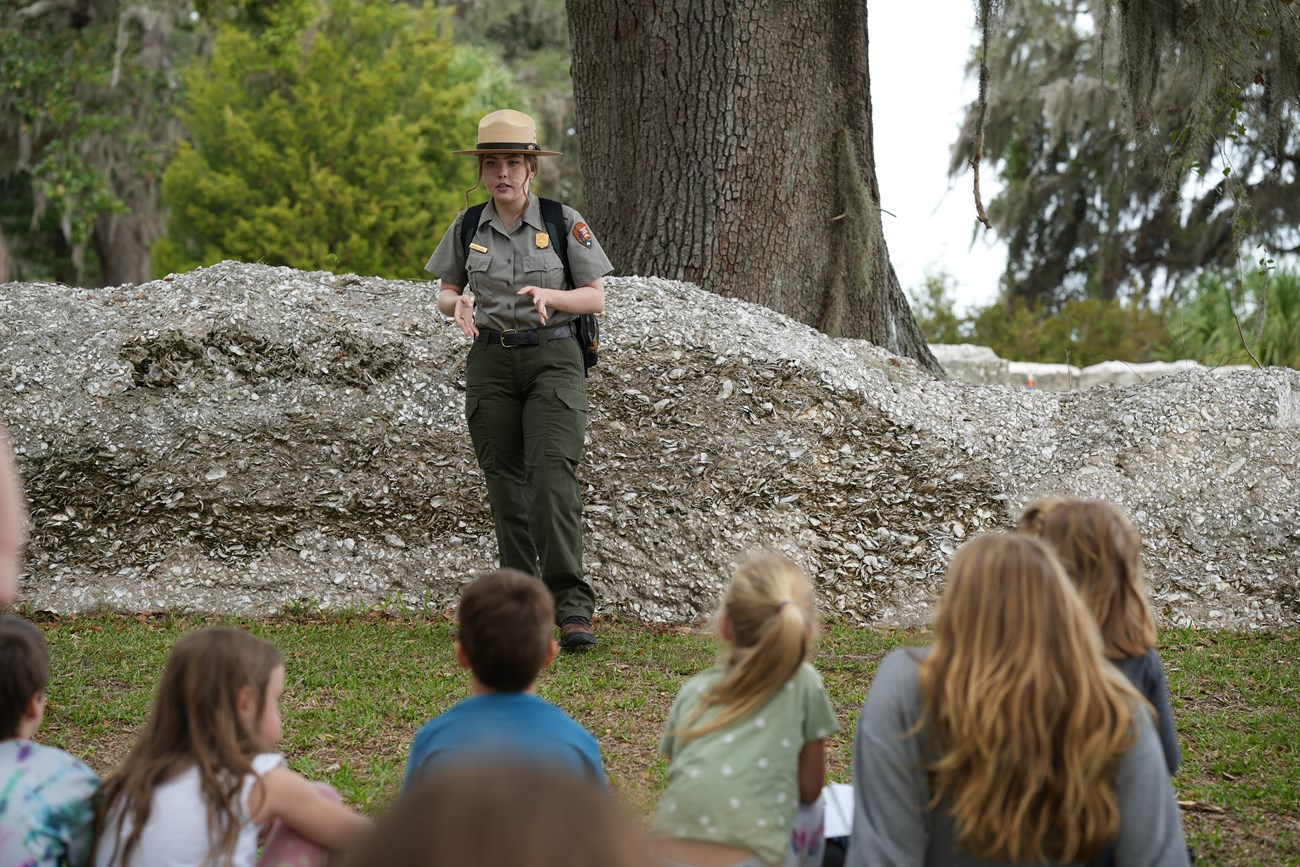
0, 740, 98, 867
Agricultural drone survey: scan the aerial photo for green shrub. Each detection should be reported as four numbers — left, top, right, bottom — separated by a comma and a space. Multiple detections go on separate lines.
154, 0, 520, 279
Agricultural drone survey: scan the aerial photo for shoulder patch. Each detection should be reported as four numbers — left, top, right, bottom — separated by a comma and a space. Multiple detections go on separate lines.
572, 222, 594, 248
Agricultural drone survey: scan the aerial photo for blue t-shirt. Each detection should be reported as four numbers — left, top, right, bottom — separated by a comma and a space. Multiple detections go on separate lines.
0, 740, 99, 867
403, 693, 605, 790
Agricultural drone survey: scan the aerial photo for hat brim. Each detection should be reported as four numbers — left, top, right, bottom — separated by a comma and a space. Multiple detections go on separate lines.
453, 147, 563, 156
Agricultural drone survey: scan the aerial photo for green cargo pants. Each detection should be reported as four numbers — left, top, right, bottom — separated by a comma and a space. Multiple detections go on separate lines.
464, 329, 594, 624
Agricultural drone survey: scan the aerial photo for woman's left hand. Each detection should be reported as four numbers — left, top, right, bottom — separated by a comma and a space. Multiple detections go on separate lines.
517, 285, 551, 325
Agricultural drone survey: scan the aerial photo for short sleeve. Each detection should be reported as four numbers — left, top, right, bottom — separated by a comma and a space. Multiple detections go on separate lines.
424, 212, 469, 285
659, 685, 689, 758
562, 206, 614, 288
798, 664, 840, 744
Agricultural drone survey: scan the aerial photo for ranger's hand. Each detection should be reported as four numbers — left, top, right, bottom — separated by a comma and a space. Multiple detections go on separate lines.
517, 285, 551, 325
453, 293, 478, 338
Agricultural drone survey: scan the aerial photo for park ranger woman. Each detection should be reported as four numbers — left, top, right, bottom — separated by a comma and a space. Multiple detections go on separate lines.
426, 110, 612, 650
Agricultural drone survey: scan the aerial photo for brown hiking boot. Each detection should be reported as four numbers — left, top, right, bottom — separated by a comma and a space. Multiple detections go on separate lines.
559, 616, 596, 651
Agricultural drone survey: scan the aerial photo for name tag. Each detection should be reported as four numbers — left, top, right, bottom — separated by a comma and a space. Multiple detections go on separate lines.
469, 242, 488, 254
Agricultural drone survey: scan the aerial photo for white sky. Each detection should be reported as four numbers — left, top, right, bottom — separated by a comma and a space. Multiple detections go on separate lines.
867, 3, 1007, 312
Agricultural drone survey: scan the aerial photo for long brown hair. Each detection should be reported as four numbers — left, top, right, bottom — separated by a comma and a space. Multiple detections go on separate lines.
678, 553, 817, 742
1019, 498, 1157, 658
94, 627, 283, 867
918, 534, 1140, 863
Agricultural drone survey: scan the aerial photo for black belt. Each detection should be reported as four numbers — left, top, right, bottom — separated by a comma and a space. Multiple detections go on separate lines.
475, 321, 574, 347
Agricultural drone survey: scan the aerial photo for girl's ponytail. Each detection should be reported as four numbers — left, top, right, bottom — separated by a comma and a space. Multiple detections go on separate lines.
678, 554, 816, 742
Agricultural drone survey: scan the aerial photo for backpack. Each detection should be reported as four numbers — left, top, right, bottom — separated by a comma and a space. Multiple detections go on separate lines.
460, 197, 600, 376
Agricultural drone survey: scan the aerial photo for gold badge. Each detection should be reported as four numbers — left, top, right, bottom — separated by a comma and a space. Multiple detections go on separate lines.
469, 242, 488, 253
535, 232, 550, 249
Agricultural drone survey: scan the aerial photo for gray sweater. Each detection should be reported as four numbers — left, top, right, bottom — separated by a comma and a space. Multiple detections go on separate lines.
1114, 649, 1181, 776
847, 648, 1190, 867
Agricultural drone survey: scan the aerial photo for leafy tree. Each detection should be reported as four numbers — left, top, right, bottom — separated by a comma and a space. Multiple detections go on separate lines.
961, 0, 1300, 305
424, 0, 581, 203
1165, 269, 1300, 368
1, 1, 189, 284
0, 0, 313, 286
908, 273, 971, 345
154, 0, 518, 279
967, 295, 1172, 367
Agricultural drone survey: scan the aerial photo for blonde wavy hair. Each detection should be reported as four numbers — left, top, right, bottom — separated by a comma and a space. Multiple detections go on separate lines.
1019, 498, 1157, 659
678, 553, 817, 742
918, 534, 1141, 863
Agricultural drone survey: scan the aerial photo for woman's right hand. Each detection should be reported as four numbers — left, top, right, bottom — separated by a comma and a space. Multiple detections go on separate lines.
452, 293, 478, 338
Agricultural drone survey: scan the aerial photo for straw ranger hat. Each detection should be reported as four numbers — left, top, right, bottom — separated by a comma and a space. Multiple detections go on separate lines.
453, 109, 563, 156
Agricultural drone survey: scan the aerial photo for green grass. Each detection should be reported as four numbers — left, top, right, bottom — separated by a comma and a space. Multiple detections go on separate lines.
27, 613, 1300, 865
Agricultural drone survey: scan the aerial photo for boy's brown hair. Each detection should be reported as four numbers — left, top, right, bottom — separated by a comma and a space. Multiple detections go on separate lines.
0, 614, 50, 738
457, 569, 554, 692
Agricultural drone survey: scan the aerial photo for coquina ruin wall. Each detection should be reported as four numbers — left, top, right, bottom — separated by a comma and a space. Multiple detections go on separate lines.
2, 263, 1297, 628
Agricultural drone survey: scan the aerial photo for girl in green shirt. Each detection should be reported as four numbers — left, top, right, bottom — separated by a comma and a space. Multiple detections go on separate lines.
653, 554, 839, 867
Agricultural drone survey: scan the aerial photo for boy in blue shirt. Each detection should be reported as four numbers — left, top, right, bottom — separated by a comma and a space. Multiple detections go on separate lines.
0, 614, 98, 867
403, 569, 606, 789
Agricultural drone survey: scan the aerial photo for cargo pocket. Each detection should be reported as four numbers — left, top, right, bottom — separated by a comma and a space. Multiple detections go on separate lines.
465, 394, 495, 473
545, 384, 588, 462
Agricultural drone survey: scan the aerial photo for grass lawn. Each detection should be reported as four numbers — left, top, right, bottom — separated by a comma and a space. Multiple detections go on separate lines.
27, 612, 1300, 865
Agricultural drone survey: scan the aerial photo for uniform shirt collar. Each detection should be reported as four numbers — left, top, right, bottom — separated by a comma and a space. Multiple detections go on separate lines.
482, 194, 544, 234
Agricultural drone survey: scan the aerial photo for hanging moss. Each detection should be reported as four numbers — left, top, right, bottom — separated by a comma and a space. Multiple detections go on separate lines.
819, 132, 877, 341
972, 0, 1300, 302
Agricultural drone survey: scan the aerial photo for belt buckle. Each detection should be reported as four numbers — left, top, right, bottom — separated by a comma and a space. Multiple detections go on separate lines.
499, 328, 516, 348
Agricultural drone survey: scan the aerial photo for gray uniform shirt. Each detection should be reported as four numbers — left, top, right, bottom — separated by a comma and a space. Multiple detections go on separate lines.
425, 195, 613, 333
848, 648, 1190, 867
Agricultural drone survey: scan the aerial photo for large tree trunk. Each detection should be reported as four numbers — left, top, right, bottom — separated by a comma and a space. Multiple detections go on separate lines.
93, 193, 154, 287
566, 0, 940, 373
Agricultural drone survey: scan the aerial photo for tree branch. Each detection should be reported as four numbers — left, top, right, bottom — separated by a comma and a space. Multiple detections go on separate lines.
971, 2, 994, 230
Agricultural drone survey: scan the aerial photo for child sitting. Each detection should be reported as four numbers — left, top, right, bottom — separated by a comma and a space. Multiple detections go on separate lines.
93, 627, 373, 867
652, 554, 838, 867
847, 534, 1188, 866
1020, 497, 1182, 774
0, 614, 99, 866
403, 568, 606, 788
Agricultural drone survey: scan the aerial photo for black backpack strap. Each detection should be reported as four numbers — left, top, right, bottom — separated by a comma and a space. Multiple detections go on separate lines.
459, 202, 488, 271
538, 197, 575, 290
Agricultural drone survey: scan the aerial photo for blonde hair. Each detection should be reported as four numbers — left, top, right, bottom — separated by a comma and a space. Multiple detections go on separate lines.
918, 534, 1140, 863
678, 553, 817, 742
94, 628, 283, 867
1019, 498, 1157, 658
463, 153, 540, 211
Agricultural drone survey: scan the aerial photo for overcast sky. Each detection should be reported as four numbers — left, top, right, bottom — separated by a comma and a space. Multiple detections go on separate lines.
867, 3, 1007, 312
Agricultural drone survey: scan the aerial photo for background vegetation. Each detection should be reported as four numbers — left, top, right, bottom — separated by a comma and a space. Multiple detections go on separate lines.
911, 268, 1300, 369
1, 0, 1296, 369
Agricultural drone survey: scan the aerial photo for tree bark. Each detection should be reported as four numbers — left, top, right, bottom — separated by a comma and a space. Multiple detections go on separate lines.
93, 195, 154, 287
566, 0, 940, 373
